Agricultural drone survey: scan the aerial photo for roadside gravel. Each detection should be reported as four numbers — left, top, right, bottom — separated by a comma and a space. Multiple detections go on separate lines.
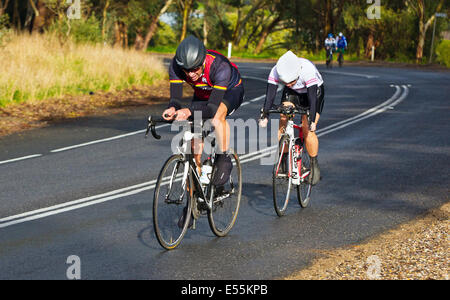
286, 202, 449, 280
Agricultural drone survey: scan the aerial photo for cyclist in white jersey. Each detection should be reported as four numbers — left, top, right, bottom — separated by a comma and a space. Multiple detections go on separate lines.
259, 50, 325, 185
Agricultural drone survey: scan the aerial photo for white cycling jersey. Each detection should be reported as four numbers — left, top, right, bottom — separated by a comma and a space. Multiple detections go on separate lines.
324, 38, 336, 48
268, 58, 323, 94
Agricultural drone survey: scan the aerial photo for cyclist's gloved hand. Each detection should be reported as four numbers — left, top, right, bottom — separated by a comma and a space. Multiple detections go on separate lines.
309, 122, 317, 132
259, 118, 268, 128
175, 108, 192, 121
163, 107, 176, 120
259, 108, 268, 128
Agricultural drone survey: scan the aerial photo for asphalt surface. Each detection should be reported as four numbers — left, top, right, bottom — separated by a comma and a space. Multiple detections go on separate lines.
0, 61, 449, 280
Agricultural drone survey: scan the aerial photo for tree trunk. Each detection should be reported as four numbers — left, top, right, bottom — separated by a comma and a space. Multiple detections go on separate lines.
140, 0, 174, 51
31, 0, 47, 34
0, 0, 10, 17
134, 31, 144, 50
203, 12, 208, 46
414, 0, 444, 63
233, 0, 266, 46
254, 14, 282, 54
365, 31, 375, 58
114, 21, 128, 48
102, 0, 110, 42
231, 8, 241, 43
13, 0, 21, 30
180, 0, 193, 41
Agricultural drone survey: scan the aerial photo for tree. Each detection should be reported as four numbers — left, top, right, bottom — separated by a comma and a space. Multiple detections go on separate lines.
406, 0, 445, 63
231, 0, 267, 46
0, 0, 10, 17
101, 0, 110, 42
178, 0, 194, 41
141, 0, 174, 50
253, 0, 285, 54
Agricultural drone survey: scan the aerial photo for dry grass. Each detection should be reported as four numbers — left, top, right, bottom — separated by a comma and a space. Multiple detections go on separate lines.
0, 33, 167, 106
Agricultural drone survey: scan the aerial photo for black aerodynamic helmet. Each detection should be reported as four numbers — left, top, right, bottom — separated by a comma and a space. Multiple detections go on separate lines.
175, 36, 207, 70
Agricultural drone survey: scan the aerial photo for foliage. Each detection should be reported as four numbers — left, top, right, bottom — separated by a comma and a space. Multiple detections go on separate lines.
436, 40, 450, 67
48, 15, 103, 44
1, 0, 449, 65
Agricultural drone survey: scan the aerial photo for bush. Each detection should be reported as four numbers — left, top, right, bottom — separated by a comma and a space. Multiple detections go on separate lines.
48, 15, 103, 45
0, 14, 11, 47
436, 40, 450, 67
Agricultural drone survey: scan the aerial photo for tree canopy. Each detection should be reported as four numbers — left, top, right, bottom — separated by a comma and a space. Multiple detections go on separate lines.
0, 0, 449, 63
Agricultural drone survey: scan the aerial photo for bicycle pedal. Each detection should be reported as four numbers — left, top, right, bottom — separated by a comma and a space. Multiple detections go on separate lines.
215, 192, 231, 202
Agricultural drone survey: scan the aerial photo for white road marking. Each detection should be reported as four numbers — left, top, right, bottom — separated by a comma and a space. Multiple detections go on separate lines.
317, 85, 402, 135
50, 84, 268, 152
0, 154, 43, 165
321, 70, 379, 79
317, 86, 409, 136
0, 85, 409, 229
2, 72, 375, 161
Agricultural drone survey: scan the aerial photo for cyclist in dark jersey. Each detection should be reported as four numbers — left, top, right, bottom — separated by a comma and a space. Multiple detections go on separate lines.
163, 36, 244, 186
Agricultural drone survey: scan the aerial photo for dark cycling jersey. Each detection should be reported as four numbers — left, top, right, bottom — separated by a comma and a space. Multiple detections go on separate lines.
168, 50, 242, 118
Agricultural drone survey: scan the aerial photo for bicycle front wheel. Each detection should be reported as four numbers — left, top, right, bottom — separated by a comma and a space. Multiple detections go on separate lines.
273, 135, 292, 217
153, 154, 192, 250
207, 149, 242, 237
297, 148, 312, 208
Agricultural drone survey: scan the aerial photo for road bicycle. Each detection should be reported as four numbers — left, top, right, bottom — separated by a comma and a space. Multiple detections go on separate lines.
326, 46, 334, 69
146, 115, 242, 250
267, 106, 313, 217
337, 48, 345, 67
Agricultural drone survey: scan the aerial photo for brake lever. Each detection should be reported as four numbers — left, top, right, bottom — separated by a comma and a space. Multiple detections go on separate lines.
145, 116, 161, 140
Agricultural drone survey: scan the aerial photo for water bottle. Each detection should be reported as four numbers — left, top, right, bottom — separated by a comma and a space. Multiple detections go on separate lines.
200, 158, 213, 185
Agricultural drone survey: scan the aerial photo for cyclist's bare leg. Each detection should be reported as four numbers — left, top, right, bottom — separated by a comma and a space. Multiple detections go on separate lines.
192, 138, 203, 173
189, 103, 229, 176
302, 113, 320, 157
211, 102, 230, 154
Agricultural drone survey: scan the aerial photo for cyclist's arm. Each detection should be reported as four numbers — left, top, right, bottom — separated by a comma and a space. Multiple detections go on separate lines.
168, 59, 184, 110
307, 85, 318, 124
261, 67, 280, 118
262, 83, 279, 117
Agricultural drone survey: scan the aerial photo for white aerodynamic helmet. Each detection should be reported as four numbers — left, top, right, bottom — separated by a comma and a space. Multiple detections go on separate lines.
276, 50, 301, 84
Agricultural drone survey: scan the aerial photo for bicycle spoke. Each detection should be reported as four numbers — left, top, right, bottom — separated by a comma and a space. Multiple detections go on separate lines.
208, 150, 242, 237
273, 135, 292, 217
153, 155, 191, 250
297, 149, 312, 208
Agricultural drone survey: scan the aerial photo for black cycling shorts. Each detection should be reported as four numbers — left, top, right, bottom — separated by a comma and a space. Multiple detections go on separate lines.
281, 84, 325, 115
192, 84, 244, 117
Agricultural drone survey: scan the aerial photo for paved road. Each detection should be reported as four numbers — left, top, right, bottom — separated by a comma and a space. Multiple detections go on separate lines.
0, 62, 448, 279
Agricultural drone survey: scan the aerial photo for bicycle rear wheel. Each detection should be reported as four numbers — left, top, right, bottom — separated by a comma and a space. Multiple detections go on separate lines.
207, 149, 242, 237
297, 148, 312, 208
153, 154, 192, 250
273, 135, 292, 217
